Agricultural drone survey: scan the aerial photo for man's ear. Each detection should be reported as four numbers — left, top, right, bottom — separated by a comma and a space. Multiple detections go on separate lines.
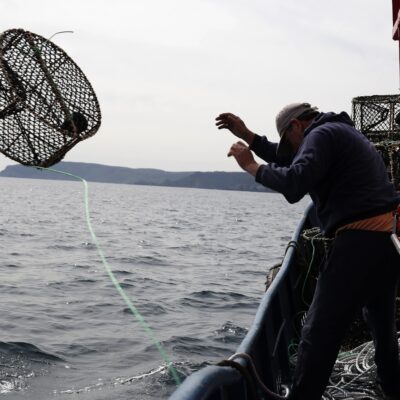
291, 119, 302, 131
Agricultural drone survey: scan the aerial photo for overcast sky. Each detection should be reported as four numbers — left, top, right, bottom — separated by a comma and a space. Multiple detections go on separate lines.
1, 0, 398, 172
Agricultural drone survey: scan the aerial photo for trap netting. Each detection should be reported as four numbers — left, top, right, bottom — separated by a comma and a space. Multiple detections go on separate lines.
352, 95, 400, 190
0, 28, 101, 167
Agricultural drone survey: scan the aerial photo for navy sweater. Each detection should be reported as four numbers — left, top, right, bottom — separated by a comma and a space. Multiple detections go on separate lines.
251, 112, 400, 236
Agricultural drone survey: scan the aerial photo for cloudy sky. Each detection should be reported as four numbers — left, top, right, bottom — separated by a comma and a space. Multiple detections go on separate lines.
1, 0, 398, 172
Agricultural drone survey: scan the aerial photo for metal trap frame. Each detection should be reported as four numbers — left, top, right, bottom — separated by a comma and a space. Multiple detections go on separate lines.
352, 94, 400, 190
0, 29, 101, 167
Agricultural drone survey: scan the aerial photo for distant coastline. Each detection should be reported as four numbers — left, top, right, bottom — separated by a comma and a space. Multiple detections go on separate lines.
0, 162, 273, 193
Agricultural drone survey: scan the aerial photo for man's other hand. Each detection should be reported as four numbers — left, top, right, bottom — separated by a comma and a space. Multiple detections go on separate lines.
228, 141, 260, 176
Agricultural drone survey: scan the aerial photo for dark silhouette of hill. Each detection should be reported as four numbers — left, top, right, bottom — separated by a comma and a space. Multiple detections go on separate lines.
0, 162, 272, 192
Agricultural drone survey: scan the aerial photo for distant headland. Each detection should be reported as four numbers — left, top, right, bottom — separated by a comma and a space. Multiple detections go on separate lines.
0, 162, 273, 193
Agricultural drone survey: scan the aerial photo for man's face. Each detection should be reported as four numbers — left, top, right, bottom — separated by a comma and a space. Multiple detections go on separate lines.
284, 119, 305, 154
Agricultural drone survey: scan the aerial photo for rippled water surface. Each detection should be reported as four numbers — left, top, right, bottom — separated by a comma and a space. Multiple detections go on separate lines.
0, 177, 308, 399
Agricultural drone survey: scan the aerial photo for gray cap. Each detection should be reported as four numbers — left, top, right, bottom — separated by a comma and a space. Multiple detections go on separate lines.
275, 102, 318, 158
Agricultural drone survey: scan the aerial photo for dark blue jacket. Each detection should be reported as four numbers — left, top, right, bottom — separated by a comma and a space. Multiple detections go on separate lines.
251, 112, 400, 236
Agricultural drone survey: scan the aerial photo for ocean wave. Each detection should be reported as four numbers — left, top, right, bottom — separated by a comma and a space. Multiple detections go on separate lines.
2, 263, 22, 269
213, 321, 248, 344
161, 336, 231, 357
0, 342, 63, 362
47, 244, 76, 251
64, 343, 97, 356
123, 302, 168, 317
55, 361, 207, 396
180, 290, 258, 310
0, 342, 62, 395
108, 255, 167, 266
0, 374, 29, 394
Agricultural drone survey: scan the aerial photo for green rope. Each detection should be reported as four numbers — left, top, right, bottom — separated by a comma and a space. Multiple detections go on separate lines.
300, 232, 319, 307
35, 166, 181, 385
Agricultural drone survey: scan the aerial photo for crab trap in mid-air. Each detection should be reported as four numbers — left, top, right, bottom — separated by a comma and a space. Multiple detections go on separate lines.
0, 29, 101, 167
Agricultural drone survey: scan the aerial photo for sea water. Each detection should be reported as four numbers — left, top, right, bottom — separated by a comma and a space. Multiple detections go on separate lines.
0, 177, 308, 399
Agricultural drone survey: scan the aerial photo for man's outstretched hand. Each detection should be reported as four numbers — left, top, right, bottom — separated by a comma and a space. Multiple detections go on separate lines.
215, 113, 255, 145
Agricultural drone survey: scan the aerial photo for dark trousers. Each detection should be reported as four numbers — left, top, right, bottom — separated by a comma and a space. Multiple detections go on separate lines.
290, 230, 400, 400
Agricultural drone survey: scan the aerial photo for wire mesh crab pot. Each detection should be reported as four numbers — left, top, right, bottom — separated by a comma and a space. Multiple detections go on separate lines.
352, 95, 400, 190
0, 29, 101, 167
352, 95, 400, 141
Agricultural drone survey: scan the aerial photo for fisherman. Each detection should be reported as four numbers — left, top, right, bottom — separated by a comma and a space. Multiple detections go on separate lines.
216, 103, 400, 400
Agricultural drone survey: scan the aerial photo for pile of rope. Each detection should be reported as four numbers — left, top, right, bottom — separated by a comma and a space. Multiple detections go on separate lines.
0, 29, 101, 167
288, 337, 399, 400
225, 336, 394, 400
325, 337, 400, 400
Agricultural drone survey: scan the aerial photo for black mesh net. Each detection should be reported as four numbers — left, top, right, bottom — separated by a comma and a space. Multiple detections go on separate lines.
0, 29, 101, 167
352, 95, 400, 190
